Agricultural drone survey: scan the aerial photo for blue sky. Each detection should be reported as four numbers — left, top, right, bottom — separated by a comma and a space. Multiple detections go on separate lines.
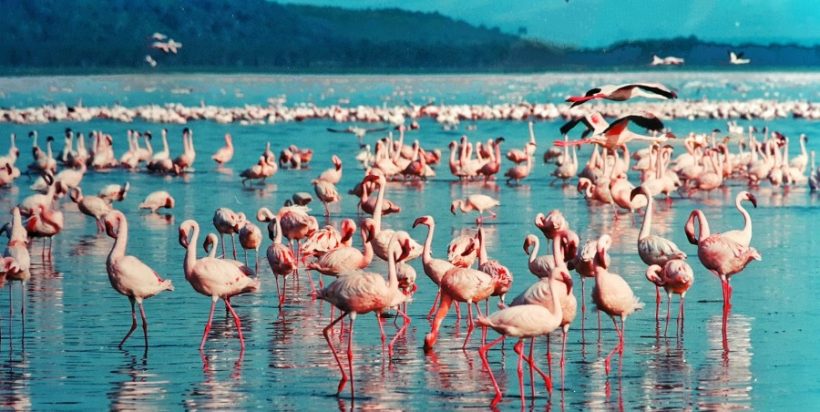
282, 0, 820, 47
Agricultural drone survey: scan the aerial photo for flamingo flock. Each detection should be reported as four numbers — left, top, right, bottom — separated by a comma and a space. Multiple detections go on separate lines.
8, 77, 814, 409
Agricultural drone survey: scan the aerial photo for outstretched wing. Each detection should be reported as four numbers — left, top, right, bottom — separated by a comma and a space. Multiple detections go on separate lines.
631, 83, 677, 99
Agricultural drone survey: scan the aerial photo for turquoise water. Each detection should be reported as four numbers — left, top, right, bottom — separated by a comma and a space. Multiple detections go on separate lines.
0, 74, 818, 410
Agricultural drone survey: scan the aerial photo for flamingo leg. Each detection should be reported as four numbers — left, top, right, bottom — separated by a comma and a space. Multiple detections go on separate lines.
475, 302, 487, 345
281, 276, 288, 307
389, 308, 411, 358
347, 315, 356, 399
664, 292, 672, 337
231, 234, 238, 260
655, 286, 661, 323
478, 335, 506, 408
427, 289, 441, 321
138, 301, 149, 348
424, 294, 452, 350
527, 338, 535, 398
678, 294, 686, 335
514, 339, 526, 408
462, 302, 474, 350
322, 311, 349, 395
199, 298, 217, 350
220, 234, 226, 258
119, 297, 138, 349
375, 312, 386, 350
546, 336, 552, 377
224, 298, 245, 349
243, 249, 248, 266
604, 316, 621, 375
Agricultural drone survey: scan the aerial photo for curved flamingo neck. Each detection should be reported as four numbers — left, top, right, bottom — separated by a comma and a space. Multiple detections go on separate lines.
361, 228, 373, 266
686, 210, 711, 244
477, 229, 488, 265
387, 243, 398, 291
736, 196, 753, 244
373, 179, 386, 232
206, 235, 218, 258
110, 215, 128, 262
274, 218, 284, 245
10, 210, 26, 241
527, 237, 539, 266
638, 189, 653, 241
421, 222, 434, 263
184, 223, 199, 278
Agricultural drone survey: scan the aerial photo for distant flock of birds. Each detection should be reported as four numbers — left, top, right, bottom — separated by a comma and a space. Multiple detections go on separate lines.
651, 51, 751, 66
0, 81, 818, 407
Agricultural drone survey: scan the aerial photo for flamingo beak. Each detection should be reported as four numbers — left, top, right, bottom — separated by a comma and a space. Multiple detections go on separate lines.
178, 228, 189, 248
562, 270, 574, 294
412, 217, 425, 228
450, 203, 456, 215
747, 193, 758, 208
630, 187, 641, 201
399, 239, 412, 261
461, 241, 476, 257
522, 237, 532, 254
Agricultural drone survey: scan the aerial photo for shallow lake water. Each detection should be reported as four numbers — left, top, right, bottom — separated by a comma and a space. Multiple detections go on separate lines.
0, 73, 818, 410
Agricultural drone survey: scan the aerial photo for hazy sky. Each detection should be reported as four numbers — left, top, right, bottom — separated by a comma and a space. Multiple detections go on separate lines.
282, 0, 819, 47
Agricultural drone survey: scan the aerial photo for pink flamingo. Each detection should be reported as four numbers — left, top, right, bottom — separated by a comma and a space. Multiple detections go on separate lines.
212, 208, 243, 259
477, 265, 571, 408
238, 221, 262, 271
412, 216, 456, 320
301, 219, 356, 261
103, 211, 174, 348
70, 187, 112, 232
313, 179, 341, 217
367, 174, 422, 261
179, 220, 259, 350
264, 216, 297, 307
513, 234, 577, 369
359, 179, 401, 216
139, 191, 175, 213
591, 234, 645, 374
211, 133, 233, 165
307, 220, 375, 276
684, 191, 760, 345
566, 83, 677, 107
25, 204, 63, 257
450, 194, 500, 225
630, 186, 687, 320
476, 227, 513, 309
316, 235, 411, 397
645, 259, 694, 336
504, 153, 532, 185
1, 208, 31, 333
447, 233, 478, 269
318, 155, 343, 184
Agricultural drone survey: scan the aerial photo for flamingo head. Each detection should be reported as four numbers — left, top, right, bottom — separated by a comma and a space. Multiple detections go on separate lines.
449, 200, 460, 215
332, 155, 342, 169
266, 217, 279, 241
103, 211, 121, 239
178, 220, 196, 248
203, 233, 216, 255
596, 234, 612, 270
523, 234, 537, 254
412, 215, 432, 228
340, 219, 357, 242
361, 173, 381, 186
1, 257, 20, 276
557, 266, 573, 294
361, 219, 376, 243
448, 141, 457, 150
742, 191, 757, 208
165, 196, 175, 209
645, 264, 664, 286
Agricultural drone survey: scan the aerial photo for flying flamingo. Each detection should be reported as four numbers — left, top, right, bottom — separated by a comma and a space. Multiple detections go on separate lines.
477, 265, 571, 408
211, 133, 234, 166
412, 215, 456, 320
645, 259, 694, 336
591, 234, 645, 374
566, 83, 677, 107
630, 186, 687, 320
178, 220, 259, 350
684, 191, 760, 346
103, 211, 174, 349
450, 194, 500, 225
554, 113, 671, 150
511, 233, 577, 370
264, 216, 297, 307
316, 235, 411, 397
139, 191, 175, 213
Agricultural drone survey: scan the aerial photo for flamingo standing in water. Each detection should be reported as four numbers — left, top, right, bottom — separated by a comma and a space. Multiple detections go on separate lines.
316, 235, 411, 397
630, 186, 687, 321
264, 216, 297, 307
477, 264, 571, 408
475, 227, 513, 310
103, 211, 174, 349
307, 220, 375, 276
238, 220, 263, 271
211, 133, 234, 166
70, 187, 112, 232
313, 179, 341, 217
366, 174, 423, 261
645, 260, 694, 336
139, 191, 175, 213
450, 194, 500, 225
684, 191, 760, 346
213, 208, 244, 259
1, 207, 31, 335
178, 220, 259, 350
413, 215, 456, 319
512, 233, 577, 370
318, 155, 343, 184
591, 234, 644, 374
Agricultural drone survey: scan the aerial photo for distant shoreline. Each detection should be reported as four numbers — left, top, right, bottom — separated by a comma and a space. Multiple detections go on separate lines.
1, 66, 820, 78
